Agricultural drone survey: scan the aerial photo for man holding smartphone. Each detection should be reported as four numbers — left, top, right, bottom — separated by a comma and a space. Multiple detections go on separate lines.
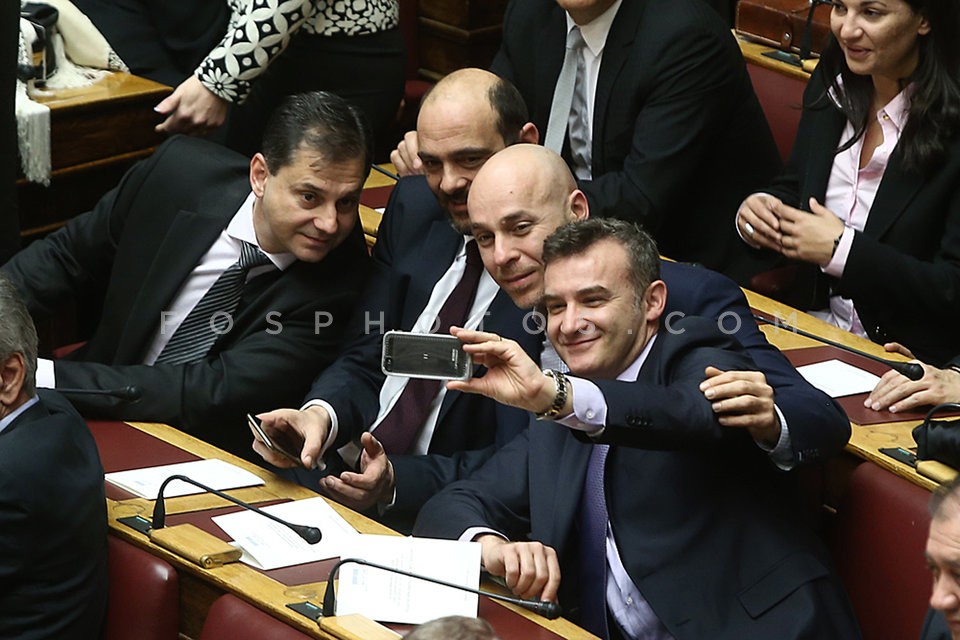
256, 69, 542, 531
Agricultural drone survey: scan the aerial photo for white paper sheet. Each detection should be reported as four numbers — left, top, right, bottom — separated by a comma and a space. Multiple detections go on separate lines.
335, 535, 481, 625
104, 458, 264, 499
211, 496, 358, 570
796, 359, 881, 398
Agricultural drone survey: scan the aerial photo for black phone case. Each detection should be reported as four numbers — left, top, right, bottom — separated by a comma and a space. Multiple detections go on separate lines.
381, 331, 472, 380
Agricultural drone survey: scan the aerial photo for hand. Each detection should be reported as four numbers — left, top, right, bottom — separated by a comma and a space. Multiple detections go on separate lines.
477, 535, 561, 602
736, 193, 783, 251
865, 362, 960, 413
446, 327, 557, 414
700, 366, 780, 446
154, 75, 230, 136
883, 341, 916, 360
254, 406, 330, 470
319, 432, 395, 511
389, 130, 424, 176
775, 197, 846, 266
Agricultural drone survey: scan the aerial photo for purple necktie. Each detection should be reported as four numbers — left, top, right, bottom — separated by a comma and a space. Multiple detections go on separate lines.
375, 241, 483, 454
578, 443, 610, 638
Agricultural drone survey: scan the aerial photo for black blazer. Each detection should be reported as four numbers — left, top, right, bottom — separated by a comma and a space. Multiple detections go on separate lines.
491, 0, 782, 285
765, 69, 960, 365
301, 176, 538, 526
0, 391, 108, 640
2, 136, 369, 457
414, 318, 860, 639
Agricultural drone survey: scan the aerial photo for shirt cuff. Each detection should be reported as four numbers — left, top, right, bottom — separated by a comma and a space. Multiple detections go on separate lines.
555, 376, 606, 434
300, 399, 340, 471
822, 226, 854, 278
36, 358, 55, 388
461, 527, 507, 543
755, 404, 794, 470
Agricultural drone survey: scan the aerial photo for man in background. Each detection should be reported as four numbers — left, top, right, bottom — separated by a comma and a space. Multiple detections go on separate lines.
2, 91, 370, 457
0, 273, 108, 640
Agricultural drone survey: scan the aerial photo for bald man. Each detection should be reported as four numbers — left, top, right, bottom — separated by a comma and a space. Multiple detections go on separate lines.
465, 144, 849, 470
257, 69, 540, 531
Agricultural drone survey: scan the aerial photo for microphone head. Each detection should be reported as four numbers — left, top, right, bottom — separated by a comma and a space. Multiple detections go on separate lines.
292, 524, 322, 544
529, 600, 562, 619
895, 361, 924, 381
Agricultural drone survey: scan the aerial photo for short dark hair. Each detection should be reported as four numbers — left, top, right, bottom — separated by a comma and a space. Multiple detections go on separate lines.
930, 474, 960, 521
405, 616, 500, 640
542, 218, 661, 303
0, 273, 38, 397
260, 91, 374, 175
487, 76, 529, 145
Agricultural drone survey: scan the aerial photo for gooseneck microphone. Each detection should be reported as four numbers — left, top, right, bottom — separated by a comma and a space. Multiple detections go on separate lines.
752, 314, 924, 381
55, 385, 142, 402
151, 474, 322, 544
321, 557, 561, 620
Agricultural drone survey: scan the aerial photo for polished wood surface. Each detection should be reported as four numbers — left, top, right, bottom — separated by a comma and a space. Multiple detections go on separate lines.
737, 35, 813, 81
18, 72, 171, 240
743, 290, 940, 491
104, 420, 594, 639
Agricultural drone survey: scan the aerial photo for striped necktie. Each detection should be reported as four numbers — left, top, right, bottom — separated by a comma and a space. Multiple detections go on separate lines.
156, 241, 272, 365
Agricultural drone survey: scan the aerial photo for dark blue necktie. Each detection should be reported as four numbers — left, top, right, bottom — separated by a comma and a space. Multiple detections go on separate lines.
578, 443, 610, 638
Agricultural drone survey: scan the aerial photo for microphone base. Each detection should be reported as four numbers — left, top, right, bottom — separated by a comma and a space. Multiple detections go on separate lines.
148, 523, 242, 569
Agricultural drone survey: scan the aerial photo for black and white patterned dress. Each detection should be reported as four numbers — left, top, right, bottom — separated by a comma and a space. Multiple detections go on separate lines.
197, 0, 399, 105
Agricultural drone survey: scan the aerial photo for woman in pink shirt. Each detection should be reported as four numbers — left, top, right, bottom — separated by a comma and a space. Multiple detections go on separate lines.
736, 0, 960, 366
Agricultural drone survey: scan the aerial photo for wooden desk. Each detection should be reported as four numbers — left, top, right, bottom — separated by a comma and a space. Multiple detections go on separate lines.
743, 289, 940, 492
97, 421, 594, 640
17, 72, 170, 240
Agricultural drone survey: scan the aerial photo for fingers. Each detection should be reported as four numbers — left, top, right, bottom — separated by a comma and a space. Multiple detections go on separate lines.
883, 342, 916, 359
390, 130, 423, 176
257, 406, 329, 470
497, 542, 561, 601
865, 363, 959, 413
321, 433, 392, 510
737, 194, 782, 250
154, 77, 228, 135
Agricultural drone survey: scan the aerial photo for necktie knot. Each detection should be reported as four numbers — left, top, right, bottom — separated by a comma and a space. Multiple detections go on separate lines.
464, 239, 482, 269
238, 241, 271, 271
566, 25, 585, 51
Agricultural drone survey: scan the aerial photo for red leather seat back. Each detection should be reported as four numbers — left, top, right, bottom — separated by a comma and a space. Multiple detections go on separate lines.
199, 594, 313, 640
104, 536, 179, 640
745, 62, 805, 163
831, 462, 932, 640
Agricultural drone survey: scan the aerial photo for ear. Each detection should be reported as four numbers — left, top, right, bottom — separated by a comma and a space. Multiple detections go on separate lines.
249, 153, 269, 198
519, 122, 539, 145
917, 15, 931, 36
643, 280, 668, 324
0, 352, 26, 408
568, 189, 590, 221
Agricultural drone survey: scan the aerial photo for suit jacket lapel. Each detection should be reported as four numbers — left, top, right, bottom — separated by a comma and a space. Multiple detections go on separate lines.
593, 0, 642, 174
535, 6, 569, 128
114, 190, 244, 361
805, 107, 846, 208
862, 151, 923, 239
548, 425, 592, 548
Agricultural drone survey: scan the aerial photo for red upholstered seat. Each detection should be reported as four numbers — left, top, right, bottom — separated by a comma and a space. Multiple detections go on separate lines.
831, 462, 932, 640
104, 536, 179, 640
198, 594, 313, 640
745, 62, 805, 163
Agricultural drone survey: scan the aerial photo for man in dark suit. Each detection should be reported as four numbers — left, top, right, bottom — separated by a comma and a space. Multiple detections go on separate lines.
922, 477, 960, 640
393, 0, 781, 285
467, 144, 850, 470
1, 91, 371, 457
415, 219, 859, 640
257, 69, 540, 530
0, 274, 108, 640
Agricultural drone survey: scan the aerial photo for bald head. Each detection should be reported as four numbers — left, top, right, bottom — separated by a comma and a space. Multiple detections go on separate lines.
467, 144, 589, 308
415, 69, 535, 232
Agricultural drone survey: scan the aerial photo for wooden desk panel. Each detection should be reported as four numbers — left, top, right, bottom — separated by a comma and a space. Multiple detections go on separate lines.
744, 290, 937, 491
100, 421, 592, 639
18, 73, 170, 240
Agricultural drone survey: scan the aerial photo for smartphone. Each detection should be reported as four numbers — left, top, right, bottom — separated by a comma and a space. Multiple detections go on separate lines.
879, 446, 918, 467
381, 330, 472, 380
247, 413, 303, 465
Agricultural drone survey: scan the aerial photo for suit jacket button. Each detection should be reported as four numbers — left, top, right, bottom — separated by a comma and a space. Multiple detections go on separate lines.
628, 416, 641, 426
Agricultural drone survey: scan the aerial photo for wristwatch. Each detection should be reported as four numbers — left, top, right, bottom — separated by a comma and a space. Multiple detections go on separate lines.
535, 369, 568, 420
